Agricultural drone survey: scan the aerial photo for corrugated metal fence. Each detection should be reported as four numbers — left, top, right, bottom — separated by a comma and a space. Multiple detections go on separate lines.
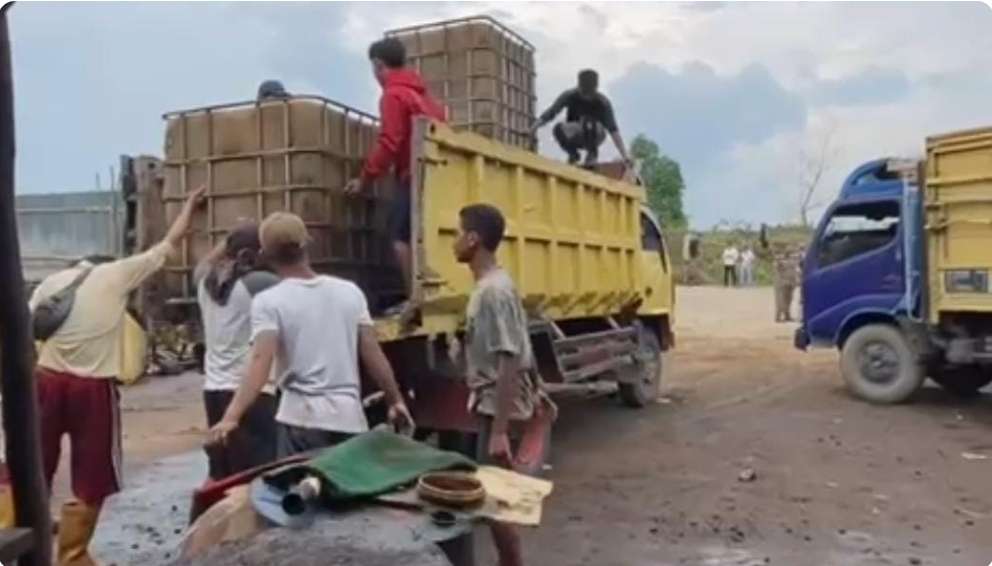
16, 190, 125, 283
16, 190, 124, 258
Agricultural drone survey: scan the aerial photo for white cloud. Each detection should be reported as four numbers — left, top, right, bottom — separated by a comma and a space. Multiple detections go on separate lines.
9, 1, 992, 227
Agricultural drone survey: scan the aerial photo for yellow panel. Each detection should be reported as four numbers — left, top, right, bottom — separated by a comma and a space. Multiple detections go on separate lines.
411, 119, 670, 330
925, 127, 992, 322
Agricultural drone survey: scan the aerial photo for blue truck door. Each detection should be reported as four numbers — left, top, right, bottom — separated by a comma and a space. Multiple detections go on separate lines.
802, 199, 905, 345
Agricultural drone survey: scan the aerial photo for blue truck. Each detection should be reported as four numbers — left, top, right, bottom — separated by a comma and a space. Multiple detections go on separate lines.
796, 127, 992, 403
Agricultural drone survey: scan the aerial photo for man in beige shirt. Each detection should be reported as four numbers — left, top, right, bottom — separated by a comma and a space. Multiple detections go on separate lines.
453, 203, 541, 566
21, 186, 204, 566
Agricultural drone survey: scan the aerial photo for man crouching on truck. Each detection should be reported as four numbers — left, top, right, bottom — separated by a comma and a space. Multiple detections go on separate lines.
206, 212, 413, 456
531, 69, 631, 169
454, 204, 543, 566
344, 37, 446, 301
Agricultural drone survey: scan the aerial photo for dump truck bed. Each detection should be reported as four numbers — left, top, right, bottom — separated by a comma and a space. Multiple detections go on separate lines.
925, 126, 992, 322
390, 118, 649, 341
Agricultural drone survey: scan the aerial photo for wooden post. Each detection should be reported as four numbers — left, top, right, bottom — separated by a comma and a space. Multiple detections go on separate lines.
0, 6, 54, 566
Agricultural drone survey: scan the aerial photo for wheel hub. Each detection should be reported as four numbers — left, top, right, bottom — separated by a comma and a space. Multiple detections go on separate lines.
859, 341, 900, 384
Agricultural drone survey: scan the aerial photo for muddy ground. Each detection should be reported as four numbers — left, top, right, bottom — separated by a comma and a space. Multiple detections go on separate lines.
72, 286, 992, 565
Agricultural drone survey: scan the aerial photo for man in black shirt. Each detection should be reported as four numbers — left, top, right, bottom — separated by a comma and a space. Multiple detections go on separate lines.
531, 69, 631, 168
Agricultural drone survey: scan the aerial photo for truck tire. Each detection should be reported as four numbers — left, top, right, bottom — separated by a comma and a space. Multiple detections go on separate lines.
619, 325, 662, 408
840, 324, 924, 404
930, 367, 992, 397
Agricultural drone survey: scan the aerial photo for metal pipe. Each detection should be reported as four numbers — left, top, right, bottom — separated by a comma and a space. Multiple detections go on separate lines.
14, 206, 114, 214
162, 94, 379, 124
0, 8, 54, 565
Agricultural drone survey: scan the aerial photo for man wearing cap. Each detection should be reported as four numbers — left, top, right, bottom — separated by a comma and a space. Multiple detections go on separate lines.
207, 212, 413, 456
344, 37, 446, 300
257, 80, 289, 101
18, 186, 205, 565
531, 69, 631, 168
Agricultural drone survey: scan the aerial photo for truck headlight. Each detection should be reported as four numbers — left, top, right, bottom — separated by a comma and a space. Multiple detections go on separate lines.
944, 270, 989, 293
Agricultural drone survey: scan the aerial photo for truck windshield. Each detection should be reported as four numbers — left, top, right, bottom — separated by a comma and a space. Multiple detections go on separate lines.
640, 212, 668, 271
817, 201, 900, 268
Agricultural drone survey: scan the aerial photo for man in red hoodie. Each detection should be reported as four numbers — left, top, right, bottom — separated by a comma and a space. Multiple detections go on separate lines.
345, 37, 445, 299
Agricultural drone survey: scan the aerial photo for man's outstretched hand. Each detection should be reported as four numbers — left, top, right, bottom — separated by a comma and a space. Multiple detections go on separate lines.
205, 418, 238, 447
388, 402, 415, 435
343, 178, 365, 196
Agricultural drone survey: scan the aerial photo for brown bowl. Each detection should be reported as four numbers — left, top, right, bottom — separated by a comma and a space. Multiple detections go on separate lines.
417, 471, 486, 508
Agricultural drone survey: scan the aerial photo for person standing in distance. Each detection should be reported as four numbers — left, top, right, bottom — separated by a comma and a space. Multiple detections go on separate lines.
344, 37, 446, 301
530, 69, 631, 168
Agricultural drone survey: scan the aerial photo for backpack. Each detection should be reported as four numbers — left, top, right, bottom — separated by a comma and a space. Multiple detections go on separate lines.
32, 268, 92, 341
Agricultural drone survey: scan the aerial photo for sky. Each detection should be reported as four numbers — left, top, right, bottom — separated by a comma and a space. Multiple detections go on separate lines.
9, 1, 992, 228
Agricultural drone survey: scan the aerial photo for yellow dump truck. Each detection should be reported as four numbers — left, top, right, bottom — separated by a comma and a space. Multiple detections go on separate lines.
797, 126, 992, 403
136, 95, 675, 431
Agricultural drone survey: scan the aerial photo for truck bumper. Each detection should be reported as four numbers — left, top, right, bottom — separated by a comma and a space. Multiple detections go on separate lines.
794, 326, 811, 351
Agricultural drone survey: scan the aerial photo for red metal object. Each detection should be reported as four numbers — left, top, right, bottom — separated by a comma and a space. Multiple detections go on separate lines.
410, 374, 478, 434
188, 455, 308, 524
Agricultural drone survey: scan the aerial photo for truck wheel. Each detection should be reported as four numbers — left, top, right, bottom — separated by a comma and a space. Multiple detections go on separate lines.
840, 324, 924, 404
930, 368, 992, 397
619, 325, 662, 408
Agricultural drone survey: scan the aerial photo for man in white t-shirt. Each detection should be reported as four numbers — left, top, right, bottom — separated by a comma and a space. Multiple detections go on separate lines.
722, 244, 740, 287
206, 212, 413, 457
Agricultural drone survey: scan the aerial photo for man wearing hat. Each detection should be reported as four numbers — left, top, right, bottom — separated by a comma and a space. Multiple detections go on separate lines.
207, 212, 413, 456
257, 80, 289, 101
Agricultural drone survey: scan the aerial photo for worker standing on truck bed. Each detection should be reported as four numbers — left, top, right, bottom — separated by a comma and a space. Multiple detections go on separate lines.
206, 212, 413, 456
530, 69, 632, 168
454, 203, 543, 566
12, 186, 205, 566
344, 37, 446, 301
195, 222, 280, 480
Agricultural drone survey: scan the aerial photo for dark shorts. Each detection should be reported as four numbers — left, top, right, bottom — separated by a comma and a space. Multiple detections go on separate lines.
36, 368, 121, 505
389, 179, 412, 244
275, 423, 354, 459
203, 390, 278, 480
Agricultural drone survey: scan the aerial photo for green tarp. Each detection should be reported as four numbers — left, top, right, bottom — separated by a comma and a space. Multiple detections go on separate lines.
265, 429, 476, 502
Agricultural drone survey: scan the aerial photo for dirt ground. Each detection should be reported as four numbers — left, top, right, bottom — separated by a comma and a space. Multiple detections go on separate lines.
69, 285, 992, 565
524, 286, 992, 565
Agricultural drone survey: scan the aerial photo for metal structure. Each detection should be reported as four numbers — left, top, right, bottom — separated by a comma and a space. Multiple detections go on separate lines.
387, 15, 537, 149
156, 95, 402, 312
15, 190, 125, 258
0, 5, 54, 564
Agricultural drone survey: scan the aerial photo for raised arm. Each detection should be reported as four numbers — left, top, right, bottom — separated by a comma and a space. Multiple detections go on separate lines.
107, 185, 206, 293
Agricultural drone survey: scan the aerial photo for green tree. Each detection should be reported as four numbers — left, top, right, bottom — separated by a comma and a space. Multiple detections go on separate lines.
631, 135, 688, 228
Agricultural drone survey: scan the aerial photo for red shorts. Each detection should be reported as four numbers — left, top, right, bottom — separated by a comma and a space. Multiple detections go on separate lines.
36, 368, 122, 505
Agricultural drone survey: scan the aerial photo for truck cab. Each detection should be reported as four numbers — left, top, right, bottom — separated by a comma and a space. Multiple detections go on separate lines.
796, 158, 928, 402
798, 129, 992, 403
